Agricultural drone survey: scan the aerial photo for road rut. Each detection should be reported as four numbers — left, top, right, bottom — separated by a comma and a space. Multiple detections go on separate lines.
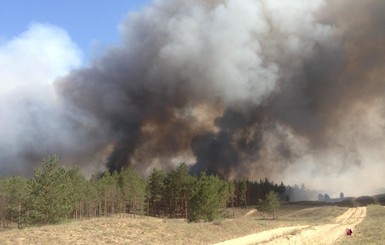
213, 207, 366, 245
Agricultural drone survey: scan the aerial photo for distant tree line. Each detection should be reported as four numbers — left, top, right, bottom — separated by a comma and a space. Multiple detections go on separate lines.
0, 156, 291, 227
285, 184, 320, 201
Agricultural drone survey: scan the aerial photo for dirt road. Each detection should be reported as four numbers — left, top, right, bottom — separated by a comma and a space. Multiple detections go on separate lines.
213, 207, 366, 245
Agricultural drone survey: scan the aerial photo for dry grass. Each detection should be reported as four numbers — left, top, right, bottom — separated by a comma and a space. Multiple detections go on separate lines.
0, 205, 349, 245
277, 205, 350, 224
337, 205, 385, 245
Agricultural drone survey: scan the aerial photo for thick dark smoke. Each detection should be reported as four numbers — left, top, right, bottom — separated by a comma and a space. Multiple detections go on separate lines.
2, 0, 385, 195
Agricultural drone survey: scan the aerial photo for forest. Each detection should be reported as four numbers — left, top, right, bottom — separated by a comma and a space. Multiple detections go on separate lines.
0, 156, 311, 228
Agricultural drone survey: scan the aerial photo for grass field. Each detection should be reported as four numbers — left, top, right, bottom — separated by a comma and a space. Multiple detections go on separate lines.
0, 204, 350, 245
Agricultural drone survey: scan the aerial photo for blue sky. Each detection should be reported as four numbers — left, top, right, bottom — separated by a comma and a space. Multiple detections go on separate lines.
0, 0, 150, 60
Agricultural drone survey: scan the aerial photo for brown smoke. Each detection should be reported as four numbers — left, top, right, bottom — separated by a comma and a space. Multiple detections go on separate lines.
3, 0, 385, 195
56, 0, 385, 184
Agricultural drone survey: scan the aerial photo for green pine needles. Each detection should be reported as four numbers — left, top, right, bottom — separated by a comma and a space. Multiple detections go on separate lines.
0, 156, 286, 228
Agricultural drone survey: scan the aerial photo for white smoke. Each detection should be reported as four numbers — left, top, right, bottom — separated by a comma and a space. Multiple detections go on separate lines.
0, 23, 106, 175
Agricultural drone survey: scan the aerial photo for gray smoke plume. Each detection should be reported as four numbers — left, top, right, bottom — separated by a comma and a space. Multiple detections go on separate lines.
2, 0, 385, 195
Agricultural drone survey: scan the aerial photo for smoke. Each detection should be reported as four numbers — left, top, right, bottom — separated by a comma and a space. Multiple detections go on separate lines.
0, 23, 107, 175
2, 0, 385, 195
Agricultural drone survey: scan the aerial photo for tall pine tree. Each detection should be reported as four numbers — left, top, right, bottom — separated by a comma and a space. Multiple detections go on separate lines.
26, 156, 77, 224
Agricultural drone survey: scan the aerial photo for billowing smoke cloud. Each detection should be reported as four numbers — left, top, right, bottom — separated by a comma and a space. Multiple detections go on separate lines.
2, 0, 385, 196
0, 23, 107, 175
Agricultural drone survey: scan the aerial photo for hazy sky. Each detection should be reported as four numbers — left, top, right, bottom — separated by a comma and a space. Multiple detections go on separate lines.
0, 0, 150, 60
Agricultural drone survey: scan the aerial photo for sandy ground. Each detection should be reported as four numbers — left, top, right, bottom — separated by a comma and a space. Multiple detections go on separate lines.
214, 207, 366, 245
245, 209, 257, 216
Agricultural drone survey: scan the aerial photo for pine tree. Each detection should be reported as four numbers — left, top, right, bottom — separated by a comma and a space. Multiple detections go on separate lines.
188, 173, 227, 222
67, 167, 87, 219
148, 168, 166, 216
239, 180, 248, 207
164, 163, 195, 218
84, 176, 99, 217
98, 171, 119, 216
176, 163, 195, 218
119, 167, 146, 217
0, 177, 6, 227
0, 176, 28, 228
227, 180, 236, 208
259, 191, 280, 219
26, 156, 77, 224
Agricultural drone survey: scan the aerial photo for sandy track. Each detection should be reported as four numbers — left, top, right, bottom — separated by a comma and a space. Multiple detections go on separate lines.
213, 207, 366, 245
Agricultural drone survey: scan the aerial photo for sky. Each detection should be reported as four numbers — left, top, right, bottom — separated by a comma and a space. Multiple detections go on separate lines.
0, 0, 150, 61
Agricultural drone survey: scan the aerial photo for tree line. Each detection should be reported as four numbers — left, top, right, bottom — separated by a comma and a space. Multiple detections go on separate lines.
0, 156, 288, 227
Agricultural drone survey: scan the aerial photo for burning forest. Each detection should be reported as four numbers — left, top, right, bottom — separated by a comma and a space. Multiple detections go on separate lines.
1, 0, 385, 195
